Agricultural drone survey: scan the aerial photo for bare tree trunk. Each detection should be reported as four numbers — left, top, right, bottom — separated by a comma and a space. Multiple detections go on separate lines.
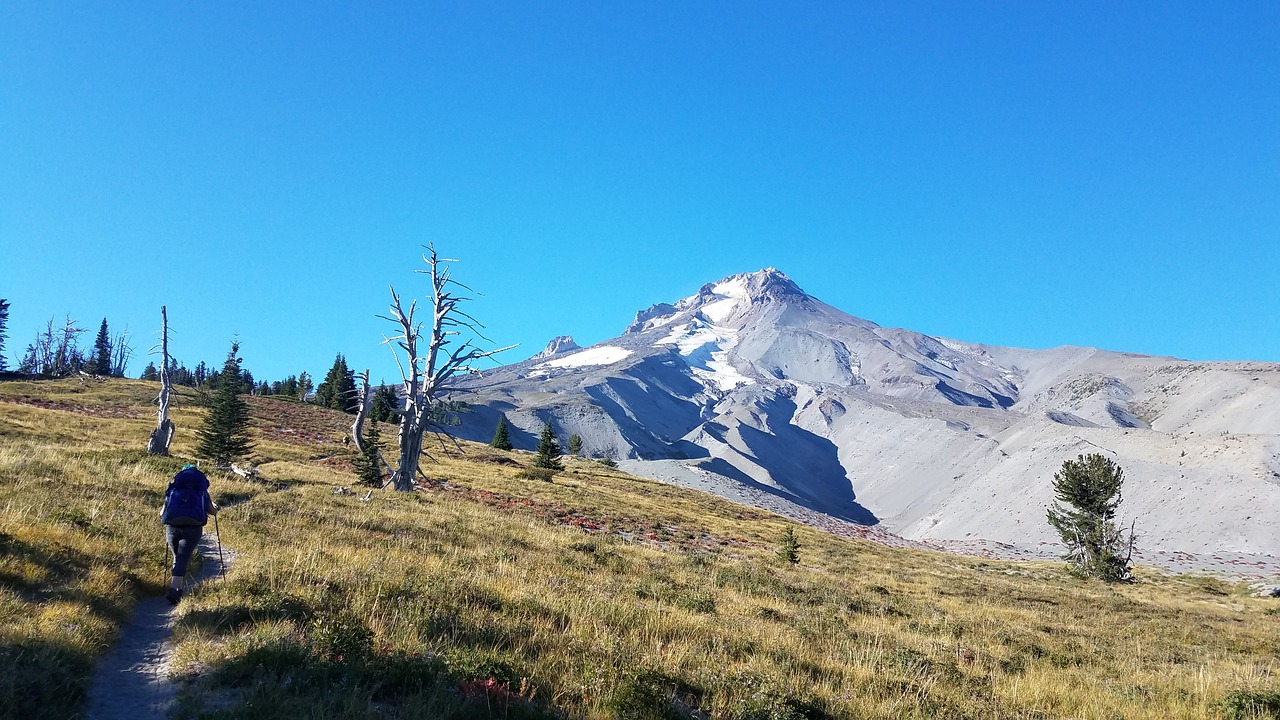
352, 368, 397, 480
380, 246, 514, 492
351, 369, 371, 453
147, 306, 174, 455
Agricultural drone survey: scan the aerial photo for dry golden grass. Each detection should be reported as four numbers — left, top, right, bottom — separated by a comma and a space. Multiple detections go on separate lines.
1, 377, 1278, 719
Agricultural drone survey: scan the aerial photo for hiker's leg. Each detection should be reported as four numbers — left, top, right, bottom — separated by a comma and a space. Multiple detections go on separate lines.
167, 525, 202, 589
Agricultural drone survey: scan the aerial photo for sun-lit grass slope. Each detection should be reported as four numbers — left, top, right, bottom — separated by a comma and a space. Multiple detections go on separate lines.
2, 378, 1278, 720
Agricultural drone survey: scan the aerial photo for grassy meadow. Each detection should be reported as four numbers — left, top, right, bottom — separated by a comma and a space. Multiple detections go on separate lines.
1, 377, 1278, 719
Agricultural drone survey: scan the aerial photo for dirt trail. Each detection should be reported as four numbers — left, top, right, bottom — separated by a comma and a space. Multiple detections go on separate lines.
84, 534, 230, 720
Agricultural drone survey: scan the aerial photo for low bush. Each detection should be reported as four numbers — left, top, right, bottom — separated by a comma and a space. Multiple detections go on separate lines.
516, 467, 557, 483
1217, 690, 1280, 720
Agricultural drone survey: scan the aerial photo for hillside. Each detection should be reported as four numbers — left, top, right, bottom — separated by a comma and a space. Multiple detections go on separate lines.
445, 269, 1280, 565
1, 378, 1279, 719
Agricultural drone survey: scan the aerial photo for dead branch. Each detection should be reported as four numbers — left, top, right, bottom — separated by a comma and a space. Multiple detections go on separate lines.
147, 306, 175, 456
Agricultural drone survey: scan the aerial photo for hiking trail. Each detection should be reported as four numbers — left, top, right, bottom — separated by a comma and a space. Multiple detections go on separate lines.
84, 534, 232, 720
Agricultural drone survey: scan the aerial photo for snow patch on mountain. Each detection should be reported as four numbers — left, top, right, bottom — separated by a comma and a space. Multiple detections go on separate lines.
541, 346, 632, 369
657, 320, 754, 391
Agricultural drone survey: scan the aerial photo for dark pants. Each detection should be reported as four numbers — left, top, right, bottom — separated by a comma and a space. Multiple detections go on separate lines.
166, 524, 203, 578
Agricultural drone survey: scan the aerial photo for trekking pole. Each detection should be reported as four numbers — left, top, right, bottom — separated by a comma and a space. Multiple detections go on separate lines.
213, 513, 226, 580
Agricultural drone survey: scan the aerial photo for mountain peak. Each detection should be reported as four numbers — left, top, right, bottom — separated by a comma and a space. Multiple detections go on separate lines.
532, 335, 581, 360
701, 268, 806, 304
624, 268, 810, 334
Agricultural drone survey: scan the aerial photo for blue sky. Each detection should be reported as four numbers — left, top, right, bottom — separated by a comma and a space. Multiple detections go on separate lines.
2, 2, 1278, 384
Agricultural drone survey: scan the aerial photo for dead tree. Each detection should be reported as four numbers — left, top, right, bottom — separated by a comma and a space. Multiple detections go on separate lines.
351, 368, 395, 474
146, 306, 175, 455
351, 369, 375, 452
110, 327, 134, 378
379, 246, 514, 491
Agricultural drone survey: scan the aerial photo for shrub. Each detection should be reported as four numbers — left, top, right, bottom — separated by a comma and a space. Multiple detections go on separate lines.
1216, 690, 1280, 720
676, 591, 716, 614
516, 467, 556, 483
445, 648, 520, 685
596, 457, 618, 468
608, 670, 677, 720
307, 611, 374, 662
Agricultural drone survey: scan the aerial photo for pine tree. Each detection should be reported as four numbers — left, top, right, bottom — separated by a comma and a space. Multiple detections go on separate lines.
567, 433, 583, 455
777, 525, 801, 565
355, 412, 384, 486
374, 384, 399, 422
0, 299, 9, 372
85, 318, 111, 376
298, 371, 314, 402
196, 341, 256, 465
1046, 453, 1135, 582
313, 354, 358, 412
533, 420, 563, 470
140, 362, 159, 381
490, 414, 513, 451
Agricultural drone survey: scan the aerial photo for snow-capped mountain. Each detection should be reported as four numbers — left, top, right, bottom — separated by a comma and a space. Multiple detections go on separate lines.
449, 269, 1280, 559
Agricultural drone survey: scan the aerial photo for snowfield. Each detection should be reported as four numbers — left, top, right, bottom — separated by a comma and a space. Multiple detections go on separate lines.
541, 346, 632, 369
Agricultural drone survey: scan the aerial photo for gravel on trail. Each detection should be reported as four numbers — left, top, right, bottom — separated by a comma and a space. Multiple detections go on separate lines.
84, 534, 229, 720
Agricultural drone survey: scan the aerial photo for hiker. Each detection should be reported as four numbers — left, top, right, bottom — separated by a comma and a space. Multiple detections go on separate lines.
161, 464, 219, 604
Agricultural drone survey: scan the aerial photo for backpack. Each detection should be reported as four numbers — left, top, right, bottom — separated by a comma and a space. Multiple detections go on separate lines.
162, 466, 210, 526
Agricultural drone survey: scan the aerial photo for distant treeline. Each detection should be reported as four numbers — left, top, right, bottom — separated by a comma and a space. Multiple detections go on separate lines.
0, 299, 397, 421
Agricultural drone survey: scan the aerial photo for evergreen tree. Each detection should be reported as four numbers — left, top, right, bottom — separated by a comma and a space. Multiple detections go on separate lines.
374, 384, 399, 422
18, 342, 39, 375
567, 433, 583, 455
533, 420, 563, 470
196, 341, 256, 465
0, 298, 9, 372
490, 414, 513, 451
85, 318, 112, 376
314, 354, 358, 412
355, 413, 384, 487
140, 362, 159, 381
298, 371, 314, 402
1046, 454, 1135, 582
777, 525, 801, 565
336, 364, 356, 412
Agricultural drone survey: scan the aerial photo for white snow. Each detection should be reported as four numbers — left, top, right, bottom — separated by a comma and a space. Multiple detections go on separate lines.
712, 278, 749, 299
701, 298, 739, 323
700, 278, 750, 323
697, 359, 754, 392
657, 321, 754, 391
541, 346, 632, 369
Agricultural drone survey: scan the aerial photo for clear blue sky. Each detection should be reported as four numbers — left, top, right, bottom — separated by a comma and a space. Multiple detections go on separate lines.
3, 2, 1278, 384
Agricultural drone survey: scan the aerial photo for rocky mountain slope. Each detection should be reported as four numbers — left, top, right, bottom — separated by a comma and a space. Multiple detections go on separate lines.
449, 269, 1280, 558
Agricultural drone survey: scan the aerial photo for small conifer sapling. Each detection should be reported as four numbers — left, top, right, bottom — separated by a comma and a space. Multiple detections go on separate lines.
778, 525, 801, 565
355, 413, 383, 486
567, 433, 583, 456
196, 340, 256, 465
533, 420, 563, 470
490, 414, 513, 451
